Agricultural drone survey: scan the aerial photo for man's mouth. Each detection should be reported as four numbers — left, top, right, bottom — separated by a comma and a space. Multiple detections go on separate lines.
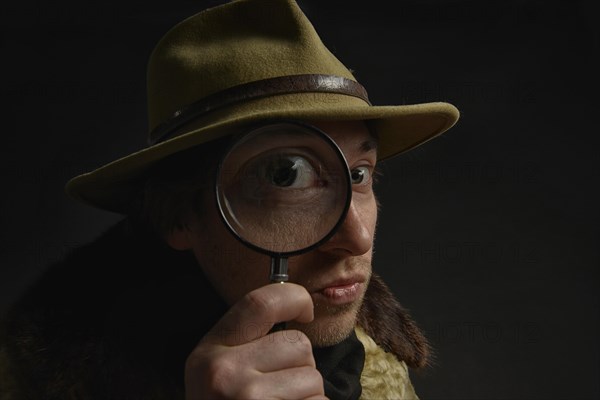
312, 277, 366, 305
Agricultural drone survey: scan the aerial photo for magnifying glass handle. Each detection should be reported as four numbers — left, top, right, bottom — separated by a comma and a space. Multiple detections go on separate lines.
270, 256, 288, 283
270, 256, 288, 331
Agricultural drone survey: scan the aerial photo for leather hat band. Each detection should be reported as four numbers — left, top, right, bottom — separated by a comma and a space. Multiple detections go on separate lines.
149, 74, 371, 145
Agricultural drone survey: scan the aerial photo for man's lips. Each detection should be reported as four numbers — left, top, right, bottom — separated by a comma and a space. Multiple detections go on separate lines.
322, 282, 361, 296
310, 276, 367, 305
310, 274, 367, 292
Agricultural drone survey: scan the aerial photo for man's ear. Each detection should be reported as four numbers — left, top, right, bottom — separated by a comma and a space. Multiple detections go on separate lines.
165, 224, 193, 250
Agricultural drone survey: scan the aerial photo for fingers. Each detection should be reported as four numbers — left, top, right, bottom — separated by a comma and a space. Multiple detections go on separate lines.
215, 367, 325, 400
185, 334, 326, 399
238, 366, 326, 400
244, 329, 316, 372
205, 282, 314, 346
185, 283, 324, 399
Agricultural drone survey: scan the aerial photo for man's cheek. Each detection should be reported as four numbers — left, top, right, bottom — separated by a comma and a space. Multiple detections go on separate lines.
209, 245, 270, 278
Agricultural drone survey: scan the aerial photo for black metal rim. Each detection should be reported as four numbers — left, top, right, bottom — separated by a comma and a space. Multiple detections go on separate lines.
214, 119, 352, 258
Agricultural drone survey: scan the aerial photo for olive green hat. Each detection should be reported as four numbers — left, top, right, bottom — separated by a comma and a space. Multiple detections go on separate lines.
66, 0, 459, 214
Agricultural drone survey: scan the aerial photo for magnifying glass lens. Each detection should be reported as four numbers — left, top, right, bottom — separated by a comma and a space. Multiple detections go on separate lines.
217, 122, 350, 255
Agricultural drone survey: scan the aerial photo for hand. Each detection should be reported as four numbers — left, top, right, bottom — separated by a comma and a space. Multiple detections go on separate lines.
184, 283, 328, 400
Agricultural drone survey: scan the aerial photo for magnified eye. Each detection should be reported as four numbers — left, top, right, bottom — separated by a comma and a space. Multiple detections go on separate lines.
237, 152, 325, 199
261, 155, 317, 188
351, 166, 371, 186
216, 123, 353, 255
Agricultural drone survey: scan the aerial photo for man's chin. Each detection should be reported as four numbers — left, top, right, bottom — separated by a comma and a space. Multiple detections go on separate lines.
288, 302, 361, 347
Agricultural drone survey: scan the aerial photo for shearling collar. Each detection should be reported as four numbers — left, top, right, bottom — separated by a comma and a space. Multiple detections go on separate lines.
0, 217, 429, 397
357, 273, 430, 369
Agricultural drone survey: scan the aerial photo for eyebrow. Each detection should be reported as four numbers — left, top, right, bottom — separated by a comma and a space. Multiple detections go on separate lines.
360, 137, 378, 153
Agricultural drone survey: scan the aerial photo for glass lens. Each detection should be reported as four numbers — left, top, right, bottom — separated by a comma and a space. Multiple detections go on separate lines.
216, 122, 350, 254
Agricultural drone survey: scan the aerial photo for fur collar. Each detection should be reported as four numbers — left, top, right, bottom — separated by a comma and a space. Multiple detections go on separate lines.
358, 273, 430, 369
356, 327, 419, 400
0, 218, 429, 397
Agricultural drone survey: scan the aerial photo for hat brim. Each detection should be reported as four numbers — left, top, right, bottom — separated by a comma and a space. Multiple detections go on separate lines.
66, 96, 459, 214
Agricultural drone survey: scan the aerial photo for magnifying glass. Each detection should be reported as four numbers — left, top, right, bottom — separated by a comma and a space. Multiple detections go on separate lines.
215, 121, 351, 330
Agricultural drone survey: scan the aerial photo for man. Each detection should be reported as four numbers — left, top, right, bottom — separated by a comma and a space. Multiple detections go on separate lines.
0, 0, 459, 398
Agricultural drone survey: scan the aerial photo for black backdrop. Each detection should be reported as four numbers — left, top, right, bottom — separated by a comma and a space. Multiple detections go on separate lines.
1, 1, 598, 399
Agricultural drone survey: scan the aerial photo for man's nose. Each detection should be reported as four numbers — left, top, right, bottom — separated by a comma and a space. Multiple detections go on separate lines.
319, 198, 373, 256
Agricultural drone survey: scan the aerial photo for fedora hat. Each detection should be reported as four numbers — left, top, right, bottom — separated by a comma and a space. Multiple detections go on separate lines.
66, 0, 459, 214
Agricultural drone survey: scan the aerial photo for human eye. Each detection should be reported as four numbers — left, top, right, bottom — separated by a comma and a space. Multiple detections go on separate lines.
236, 151, 326, 204
350, 166, 372, 187
258, 154, 319, 189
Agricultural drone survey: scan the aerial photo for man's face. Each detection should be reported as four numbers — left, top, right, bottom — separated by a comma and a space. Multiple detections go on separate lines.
170, 120, 378, 346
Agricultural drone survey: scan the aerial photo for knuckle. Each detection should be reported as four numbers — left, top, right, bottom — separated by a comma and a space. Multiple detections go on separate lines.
206, 358, 237, 395
290, 330, 312, 352
307, 367, 325, 390
185, 349, 237, 396
280, 330, 315, 365
184, 346, 208, 372
236, 382, 262, 399
296, 330, 312, 348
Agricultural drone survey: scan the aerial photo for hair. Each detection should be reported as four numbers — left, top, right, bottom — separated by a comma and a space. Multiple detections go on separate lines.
128, 135, 234, 238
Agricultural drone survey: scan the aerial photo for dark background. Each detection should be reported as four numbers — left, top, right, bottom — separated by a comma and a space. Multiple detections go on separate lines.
1, 0, 598, 398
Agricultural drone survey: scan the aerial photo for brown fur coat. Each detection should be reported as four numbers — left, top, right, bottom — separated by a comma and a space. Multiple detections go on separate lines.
0, 218, 428, 398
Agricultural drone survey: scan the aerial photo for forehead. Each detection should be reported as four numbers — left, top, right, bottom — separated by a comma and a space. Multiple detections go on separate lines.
308, 120, 377, 155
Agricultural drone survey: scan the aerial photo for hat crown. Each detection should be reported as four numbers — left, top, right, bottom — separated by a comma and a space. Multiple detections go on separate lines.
66, 0, 459, 214
147, 0, 356, 137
